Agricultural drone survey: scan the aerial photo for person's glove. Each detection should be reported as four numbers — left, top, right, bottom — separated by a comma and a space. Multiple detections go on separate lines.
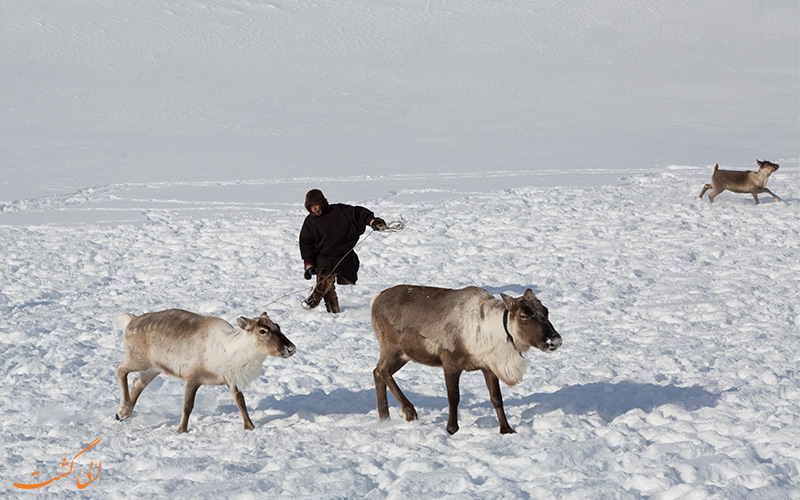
304, 263, 318, 280
370, 218, 387, 231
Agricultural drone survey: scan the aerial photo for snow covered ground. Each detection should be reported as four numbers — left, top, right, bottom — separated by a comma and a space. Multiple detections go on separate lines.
3, 168, 800, 498
2, 0, 799, 498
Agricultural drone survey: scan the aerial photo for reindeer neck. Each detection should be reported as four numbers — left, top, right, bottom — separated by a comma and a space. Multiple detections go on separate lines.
502, 309, 521, 352
756, 167, 774, 184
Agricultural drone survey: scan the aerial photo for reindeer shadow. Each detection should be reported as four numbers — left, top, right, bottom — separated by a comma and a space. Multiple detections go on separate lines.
234, 381, 720, 427
242, 388, 381, 424
483, 284, 544, 296
241, 387, 451, 425
511, 381, 721, 423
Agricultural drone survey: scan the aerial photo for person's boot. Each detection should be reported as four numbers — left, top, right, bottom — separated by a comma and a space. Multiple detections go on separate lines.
324, 285, 339, 313
301, 293, 320, 310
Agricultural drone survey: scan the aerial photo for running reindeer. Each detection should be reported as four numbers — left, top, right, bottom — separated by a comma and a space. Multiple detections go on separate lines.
697, 160, 782, 205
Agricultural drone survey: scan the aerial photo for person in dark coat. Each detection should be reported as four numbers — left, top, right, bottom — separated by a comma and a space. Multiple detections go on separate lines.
299, 189, 385, 312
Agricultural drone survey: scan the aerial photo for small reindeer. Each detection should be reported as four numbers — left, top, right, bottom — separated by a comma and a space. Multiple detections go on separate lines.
115, 309, 295, 433
697, 160, 781, 205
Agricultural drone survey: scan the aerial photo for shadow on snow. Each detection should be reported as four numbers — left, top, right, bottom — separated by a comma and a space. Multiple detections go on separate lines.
514, 381, 720, 423
240, 381, 719, 426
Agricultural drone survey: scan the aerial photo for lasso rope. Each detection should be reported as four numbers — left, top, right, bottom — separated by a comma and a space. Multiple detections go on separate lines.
264, 217, 405, 308
2, 218, 405, 307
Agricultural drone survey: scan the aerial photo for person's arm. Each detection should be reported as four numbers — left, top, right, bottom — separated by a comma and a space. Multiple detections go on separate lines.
299, 218, 317, 278
348, 204, 385, 230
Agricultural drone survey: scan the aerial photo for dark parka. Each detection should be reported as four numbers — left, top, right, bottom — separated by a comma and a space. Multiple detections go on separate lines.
299, 189, 374, 285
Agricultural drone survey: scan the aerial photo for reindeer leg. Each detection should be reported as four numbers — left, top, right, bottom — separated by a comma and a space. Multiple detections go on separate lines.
128, 369, 160, 411
762, 188, 781, 202
443, 368, 463, 435
230, 386, 255, 430
751, 191, 761, 205
375, 353, 414, 422
697, 184, 712, 200
373, 366, 389, 421
116, 366, 159, 420
483, 370, 515, 434
178, 381, 201, 433
116, 364, 133, 420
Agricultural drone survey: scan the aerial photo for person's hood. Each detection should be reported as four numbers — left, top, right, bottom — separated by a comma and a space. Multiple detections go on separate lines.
305, 189, 329, 214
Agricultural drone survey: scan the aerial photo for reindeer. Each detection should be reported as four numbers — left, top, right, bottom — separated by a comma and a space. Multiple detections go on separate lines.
371, 286, 562, 434
697, 160, 782, 205
115, 309, 295, 433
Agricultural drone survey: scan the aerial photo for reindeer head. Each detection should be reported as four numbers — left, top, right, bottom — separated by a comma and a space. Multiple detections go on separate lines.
237, 312, 296, 358
501, 289, 562, 353
757, 159, 779, 174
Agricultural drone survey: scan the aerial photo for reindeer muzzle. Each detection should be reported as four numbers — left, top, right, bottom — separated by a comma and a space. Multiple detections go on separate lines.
543, 332, 562, 352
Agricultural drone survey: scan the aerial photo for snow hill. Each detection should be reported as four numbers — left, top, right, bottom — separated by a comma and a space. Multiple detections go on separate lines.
1, 0, 799, 498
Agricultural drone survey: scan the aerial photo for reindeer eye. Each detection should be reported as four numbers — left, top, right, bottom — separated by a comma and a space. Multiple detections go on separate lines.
259, 328, 269, 335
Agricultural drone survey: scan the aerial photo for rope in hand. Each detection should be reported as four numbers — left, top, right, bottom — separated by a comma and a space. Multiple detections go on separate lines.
263, 216, 405, 308
377, 218, 405, 233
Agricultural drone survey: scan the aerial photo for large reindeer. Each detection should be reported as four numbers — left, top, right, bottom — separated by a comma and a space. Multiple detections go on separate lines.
371, 286, 562, 434
115, 309, 295, 433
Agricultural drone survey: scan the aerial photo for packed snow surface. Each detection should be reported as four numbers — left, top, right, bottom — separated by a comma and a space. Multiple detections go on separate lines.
1, 0, 799, 498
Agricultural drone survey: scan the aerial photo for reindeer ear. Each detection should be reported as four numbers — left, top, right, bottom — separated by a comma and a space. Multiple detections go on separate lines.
237, 317, 252, 329
500, 293, 517, 310
256, 313, 274, 328
523, 289, 543, 307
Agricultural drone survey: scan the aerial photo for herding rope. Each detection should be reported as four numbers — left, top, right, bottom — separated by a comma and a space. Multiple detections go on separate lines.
263, 217, 405, 308
1, 219, 405, 305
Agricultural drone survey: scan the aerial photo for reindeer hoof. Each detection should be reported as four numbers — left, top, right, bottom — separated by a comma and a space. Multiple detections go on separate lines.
446, 424, 459, 435
500, 426, 516, 434
377, 407, 391, 421
401, 407, 418, 422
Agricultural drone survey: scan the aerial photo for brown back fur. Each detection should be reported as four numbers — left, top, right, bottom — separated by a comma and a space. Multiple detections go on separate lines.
697, 160, 781, 204
371, 285, 561, 434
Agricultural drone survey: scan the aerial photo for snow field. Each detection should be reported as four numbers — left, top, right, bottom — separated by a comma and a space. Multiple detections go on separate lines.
2, 167, 799, 498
